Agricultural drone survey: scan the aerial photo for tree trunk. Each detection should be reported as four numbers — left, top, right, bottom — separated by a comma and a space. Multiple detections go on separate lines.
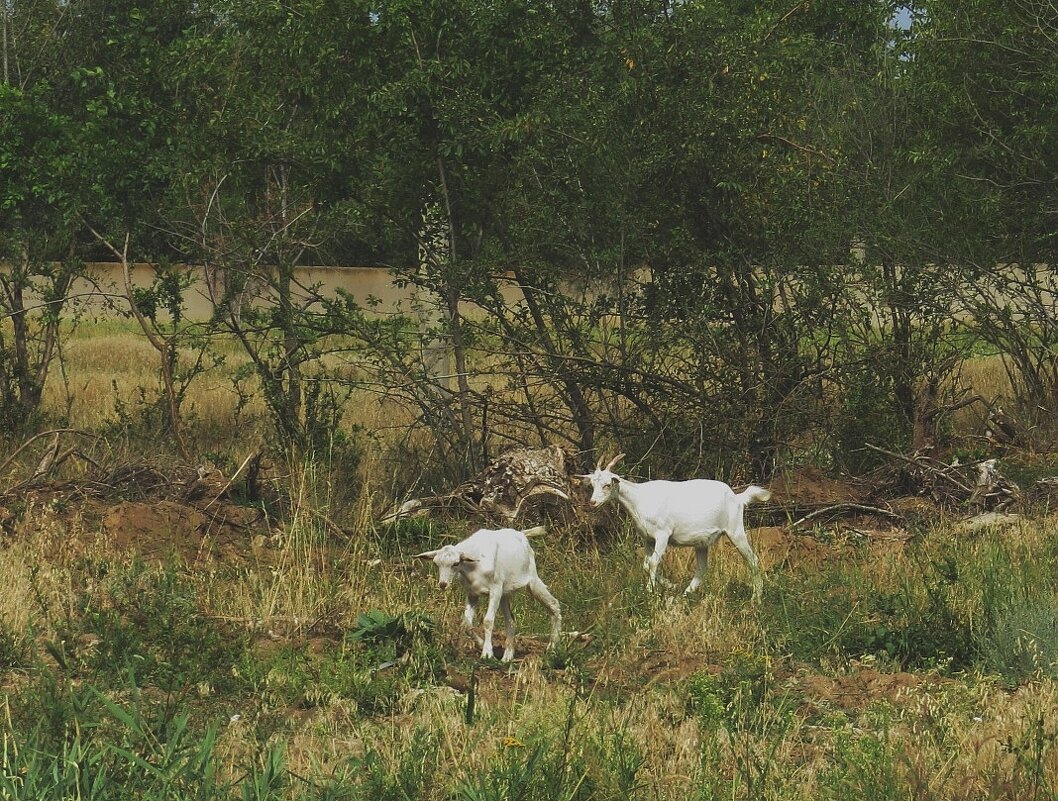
515, 269, 596, 462
435, 157, 479, 470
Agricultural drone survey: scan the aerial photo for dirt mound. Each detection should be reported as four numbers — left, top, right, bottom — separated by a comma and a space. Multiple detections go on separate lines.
753, 526, 822, 569
0, 457, 273, 564
770, 466, 868, 507
101, 500, 264, 563
752, 524, 914, 570
796, 667, 935, 711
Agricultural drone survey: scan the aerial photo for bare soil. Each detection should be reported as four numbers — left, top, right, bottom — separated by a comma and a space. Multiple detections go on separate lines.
0, 462, 951, 713
0, 462, 269, 565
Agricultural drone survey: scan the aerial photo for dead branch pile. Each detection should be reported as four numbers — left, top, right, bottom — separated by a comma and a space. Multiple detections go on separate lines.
0, 429, 271, 509
866, 444, 1020, 510
381, 445, 576, 525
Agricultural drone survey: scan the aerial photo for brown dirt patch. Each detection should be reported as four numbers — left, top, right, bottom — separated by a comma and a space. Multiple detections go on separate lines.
752, 525, 913, 570
795, 667, 940, 711
100, 499, 264, 564
769, 466, 869, 507
0, 460, 272, 565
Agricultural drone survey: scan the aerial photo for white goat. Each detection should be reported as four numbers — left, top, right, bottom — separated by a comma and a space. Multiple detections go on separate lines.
415, 526, 562, 662
580, 454, 771, 599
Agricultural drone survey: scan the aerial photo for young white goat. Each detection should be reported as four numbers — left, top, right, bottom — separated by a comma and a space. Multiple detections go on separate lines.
580, 454, 771, 599
415, 526, 562, 662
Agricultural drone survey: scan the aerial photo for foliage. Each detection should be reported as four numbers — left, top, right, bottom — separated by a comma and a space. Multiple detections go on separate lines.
72, 562, 246, 694
4, 473, 1058, 798
5, 0, 1058, 471
234, 609, 441, 715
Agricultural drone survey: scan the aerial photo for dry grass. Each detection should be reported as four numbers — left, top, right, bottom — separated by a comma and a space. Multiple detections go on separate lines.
3, 327, 1058, 798
4, 470, 1058, 798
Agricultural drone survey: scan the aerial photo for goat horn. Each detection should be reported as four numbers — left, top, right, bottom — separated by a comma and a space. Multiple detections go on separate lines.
604, 453, 625, 471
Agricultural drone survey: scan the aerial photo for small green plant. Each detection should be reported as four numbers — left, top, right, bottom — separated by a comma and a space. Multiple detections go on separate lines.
76, 561, 246, 694
7, 667, 99, 751
1002, 712, 1058, 801
348, 609, 435, 651
594, 728, 645, 800
458, 739, 596, 801
819, 728, 902, 801
238, 744, 289, 801
238, 611, 441, 716
687, 671, 728, 729
0, 619, 30, 670
374, 517, 446, 557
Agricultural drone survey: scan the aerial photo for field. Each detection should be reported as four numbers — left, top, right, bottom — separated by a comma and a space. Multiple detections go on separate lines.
3, 325, 1058, 800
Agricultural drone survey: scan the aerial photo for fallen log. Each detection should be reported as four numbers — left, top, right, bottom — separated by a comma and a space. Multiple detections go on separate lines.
789, 503, 903, 529
381, 445, 576, 525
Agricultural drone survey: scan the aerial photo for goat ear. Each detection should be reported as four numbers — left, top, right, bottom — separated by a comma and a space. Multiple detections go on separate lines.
573, 473, 592, 483
457, 552, 478, 564
413, 549, 439, 560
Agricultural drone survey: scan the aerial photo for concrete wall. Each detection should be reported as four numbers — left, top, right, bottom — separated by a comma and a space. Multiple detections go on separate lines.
15, 263, 528, 321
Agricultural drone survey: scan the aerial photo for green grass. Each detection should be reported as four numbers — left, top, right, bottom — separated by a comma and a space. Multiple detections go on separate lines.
3, 323, 1058, 799
4, 494, 1058, 799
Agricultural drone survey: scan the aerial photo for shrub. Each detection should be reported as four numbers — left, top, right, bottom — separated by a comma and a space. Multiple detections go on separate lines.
764, 553, 975, 671
238, 610, 442, 716
976, 545, 1058, 686
76, 562, 246, 693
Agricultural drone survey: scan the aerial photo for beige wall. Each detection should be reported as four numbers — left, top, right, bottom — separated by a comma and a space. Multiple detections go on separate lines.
23, 263, 528, 322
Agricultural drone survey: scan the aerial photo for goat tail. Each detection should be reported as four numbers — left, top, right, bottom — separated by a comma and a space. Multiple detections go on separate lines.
522, 525, 548, 538
736, 485, 772, 506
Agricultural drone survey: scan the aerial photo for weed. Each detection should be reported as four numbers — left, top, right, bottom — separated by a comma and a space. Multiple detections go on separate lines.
76, 561, 246, 694
458, 739, 596, 801
819, 727, 903, 801
237, 610, 442, 717
592, 727, 645, 800
350, 731, 440, 800
1002, 712, 1058, 801
0, 619, 30, 670
373, 516, 449, 558
766, 548, 978, 672
977, 545, 1058, 686
8, 668, 99, 750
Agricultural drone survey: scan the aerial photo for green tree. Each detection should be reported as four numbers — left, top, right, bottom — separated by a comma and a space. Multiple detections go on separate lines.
0, 1, 90, 430
156, 0, 378, 451
911, 1, 1058, 429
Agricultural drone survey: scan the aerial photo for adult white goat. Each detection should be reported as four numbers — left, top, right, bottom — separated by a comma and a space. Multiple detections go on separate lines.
415, 526, 562, 662
580, 454, 771, 599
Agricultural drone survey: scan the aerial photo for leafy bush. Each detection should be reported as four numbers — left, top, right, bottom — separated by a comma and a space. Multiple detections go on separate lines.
818, 728, 902, 801
238, 610, 441, 716
765, 554, 974, 671
976, 546, 1058, 686
688, 653, 771, 729
834, 361, 907, 474
76, 562, 246, 693
7, 668, 100, 751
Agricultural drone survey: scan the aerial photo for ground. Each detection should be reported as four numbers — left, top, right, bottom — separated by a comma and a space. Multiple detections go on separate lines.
3, 457, 1058, 799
